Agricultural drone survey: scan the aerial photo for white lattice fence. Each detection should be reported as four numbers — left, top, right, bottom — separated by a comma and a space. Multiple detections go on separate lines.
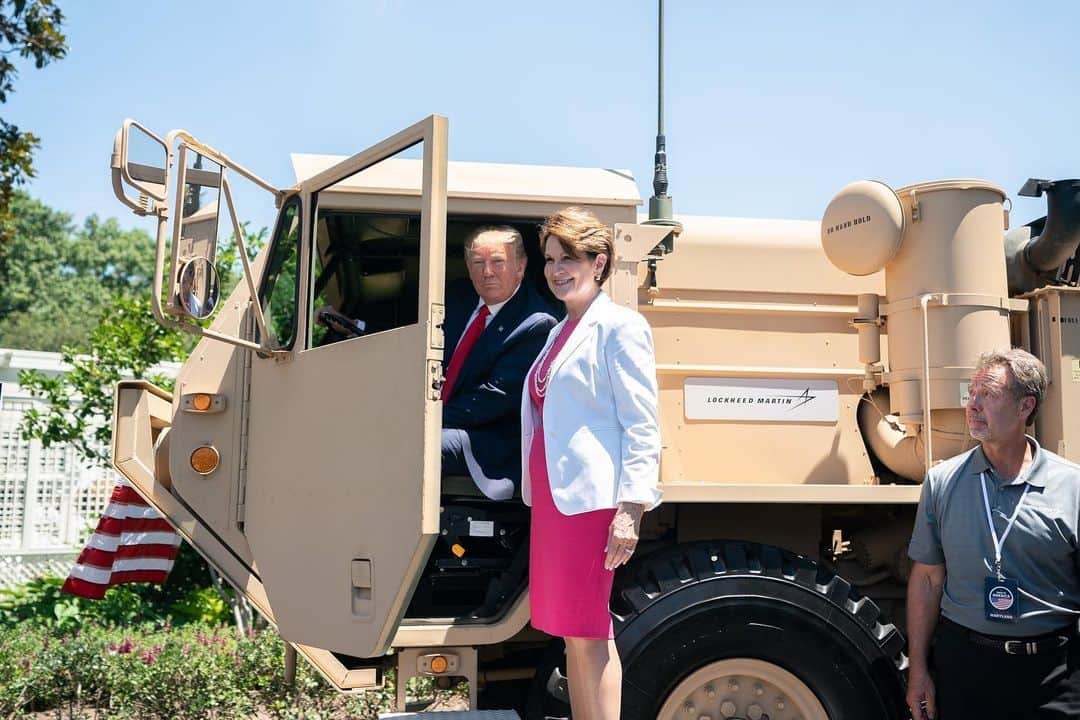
0, 551, 79, 589
0, 392, 116, 589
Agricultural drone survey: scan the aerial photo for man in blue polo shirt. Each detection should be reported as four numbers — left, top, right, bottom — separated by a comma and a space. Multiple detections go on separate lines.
907, 349, 1080, 719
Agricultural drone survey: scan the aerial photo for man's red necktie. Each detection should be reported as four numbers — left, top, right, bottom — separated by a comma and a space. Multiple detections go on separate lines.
442, 305, 490, 402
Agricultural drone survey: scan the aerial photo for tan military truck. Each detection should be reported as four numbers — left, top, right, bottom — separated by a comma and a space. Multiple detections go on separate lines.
108, 115, 1080, 719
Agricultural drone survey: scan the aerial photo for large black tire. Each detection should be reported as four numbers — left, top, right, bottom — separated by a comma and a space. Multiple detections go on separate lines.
618, 541, 907, 719
528, 541, 907, 719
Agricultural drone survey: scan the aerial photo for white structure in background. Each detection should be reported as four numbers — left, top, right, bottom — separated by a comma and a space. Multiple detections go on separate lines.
0, 348, 177, 589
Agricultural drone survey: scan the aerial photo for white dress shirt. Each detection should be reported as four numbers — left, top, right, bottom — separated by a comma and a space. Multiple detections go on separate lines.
453, 284, 520, 352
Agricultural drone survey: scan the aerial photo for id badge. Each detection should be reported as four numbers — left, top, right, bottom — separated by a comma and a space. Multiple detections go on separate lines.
984, 576, 1020, 622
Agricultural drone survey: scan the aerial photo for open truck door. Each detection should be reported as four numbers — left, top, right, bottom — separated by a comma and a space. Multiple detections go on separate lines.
243, 116, 448, 660
110, 116, 448, 688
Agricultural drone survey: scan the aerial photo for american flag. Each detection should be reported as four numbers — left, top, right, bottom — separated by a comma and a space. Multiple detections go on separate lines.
62, 480, 181, 599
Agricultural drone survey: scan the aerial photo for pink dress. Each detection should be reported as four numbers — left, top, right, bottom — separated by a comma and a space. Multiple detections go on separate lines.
528, 319, 617, 640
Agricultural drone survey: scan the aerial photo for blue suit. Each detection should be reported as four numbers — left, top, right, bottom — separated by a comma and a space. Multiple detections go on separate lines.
442, 281, 557, 492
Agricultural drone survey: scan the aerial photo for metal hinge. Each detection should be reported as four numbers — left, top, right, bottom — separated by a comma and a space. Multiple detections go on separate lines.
236, 312, 254, 528
430, 302, 445, 351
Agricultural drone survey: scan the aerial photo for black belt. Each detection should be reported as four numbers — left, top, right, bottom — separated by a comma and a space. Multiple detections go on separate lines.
942, 617, 1073, 656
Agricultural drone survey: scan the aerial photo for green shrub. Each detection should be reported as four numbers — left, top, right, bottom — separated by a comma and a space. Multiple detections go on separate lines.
0, 577, 161, 631
0, 546, 231, 631
0, 622, 455, 719
166, 586, 233, 625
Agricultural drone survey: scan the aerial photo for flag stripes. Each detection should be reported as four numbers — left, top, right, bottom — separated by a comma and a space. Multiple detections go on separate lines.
62, 480, 182, 600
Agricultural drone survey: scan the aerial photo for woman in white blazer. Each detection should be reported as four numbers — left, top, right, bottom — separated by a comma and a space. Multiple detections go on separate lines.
522, 207, 661, 720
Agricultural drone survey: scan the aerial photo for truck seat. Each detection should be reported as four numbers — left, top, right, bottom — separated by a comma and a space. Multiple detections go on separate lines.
441, 474, 522, 502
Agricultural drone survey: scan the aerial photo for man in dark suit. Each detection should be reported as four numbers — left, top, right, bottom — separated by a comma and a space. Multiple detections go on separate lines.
441, 225, 557, 499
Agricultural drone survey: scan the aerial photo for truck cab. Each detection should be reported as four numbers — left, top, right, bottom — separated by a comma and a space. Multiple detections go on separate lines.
110, 115, 671, 707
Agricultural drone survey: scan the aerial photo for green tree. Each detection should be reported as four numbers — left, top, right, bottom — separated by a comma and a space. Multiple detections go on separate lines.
0, 192, 157, 350
217, 220, 268, 295
17, 295, 189, 466
0, 0, 66, 250
12, 199, 270, 466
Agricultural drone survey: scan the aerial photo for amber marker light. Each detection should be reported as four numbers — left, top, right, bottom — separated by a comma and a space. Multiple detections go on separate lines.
181, 393, 225, 414
429, 655, 449, 674
190, 446, 220, 475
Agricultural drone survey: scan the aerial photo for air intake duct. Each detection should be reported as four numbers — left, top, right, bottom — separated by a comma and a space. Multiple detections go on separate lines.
1005, 178, 1080, 295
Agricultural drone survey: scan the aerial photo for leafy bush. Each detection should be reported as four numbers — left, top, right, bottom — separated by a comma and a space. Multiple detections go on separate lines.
167, 586, 231, 625
0, 546, 230, 631
0, 621, 449, 719
0, 577, 145, 631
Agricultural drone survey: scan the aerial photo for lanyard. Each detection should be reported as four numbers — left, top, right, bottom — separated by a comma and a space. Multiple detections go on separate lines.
980, 471, 1030, 581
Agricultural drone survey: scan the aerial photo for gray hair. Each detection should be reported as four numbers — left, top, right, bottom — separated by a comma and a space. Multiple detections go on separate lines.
974, 348, 1047, 426
464, 225, 526, 262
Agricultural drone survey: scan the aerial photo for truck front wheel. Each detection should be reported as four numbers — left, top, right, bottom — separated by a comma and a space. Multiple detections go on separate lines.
615, 541, 907, 719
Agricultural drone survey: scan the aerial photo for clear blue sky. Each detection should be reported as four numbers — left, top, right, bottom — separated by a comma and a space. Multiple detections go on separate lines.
7, 0, 1078, 231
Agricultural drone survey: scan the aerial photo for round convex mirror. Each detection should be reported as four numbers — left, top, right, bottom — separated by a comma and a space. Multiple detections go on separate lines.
177, 257, 221, 320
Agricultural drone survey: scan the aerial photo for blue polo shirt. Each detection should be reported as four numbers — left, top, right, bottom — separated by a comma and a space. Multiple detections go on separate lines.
909, 436, 1080, 636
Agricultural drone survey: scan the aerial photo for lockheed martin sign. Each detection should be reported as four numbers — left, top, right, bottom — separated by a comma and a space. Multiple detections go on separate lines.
684, 377, 839, 423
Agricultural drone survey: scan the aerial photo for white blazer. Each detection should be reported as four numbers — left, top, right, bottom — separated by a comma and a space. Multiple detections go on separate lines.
520, 292, 662, 515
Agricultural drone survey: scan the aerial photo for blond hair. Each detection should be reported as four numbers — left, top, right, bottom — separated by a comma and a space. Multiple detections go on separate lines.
464, 225, 526, 261
538, 207, 614, 284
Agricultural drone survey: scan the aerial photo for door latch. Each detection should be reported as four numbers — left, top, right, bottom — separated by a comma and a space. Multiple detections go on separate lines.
428, 360, 444, 401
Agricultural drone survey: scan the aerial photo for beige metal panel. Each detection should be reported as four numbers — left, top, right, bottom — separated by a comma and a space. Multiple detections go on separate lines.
245, 327, 436, 656
315, 190, 639, 228
112, 383, 381, 691
168, 278, 256, 567
662, 484, 922, 503
293, 645, 380, 691
656, 364, 867, 378
393, 591, 531, 647
610, 224, 674, 309
648, 298, 858, 317
291, 155, 641, 207
244, 116, 448, 660
656, 372, 874, 486
113, 382, 271, 619
643, 292, 876, 371
649, 215, 885, 296
1025, 287, 1080, 461
643, 293, 878, 486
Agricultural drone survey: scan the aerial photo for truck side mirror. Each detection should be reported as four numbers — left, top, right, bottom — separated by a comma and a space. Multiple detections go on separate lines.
111, 119, 169, 214
168, 147, 224, 315
176, 257, 221, 320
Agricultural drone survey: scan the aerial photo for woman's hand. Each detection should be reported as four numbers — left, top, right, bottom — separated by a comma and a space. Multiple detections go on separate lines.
604, 503, 644, 571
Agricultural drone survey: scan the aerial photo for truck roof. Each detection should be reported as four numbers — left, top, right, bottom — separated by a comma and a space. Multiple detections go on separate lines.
291, 154, 642, 208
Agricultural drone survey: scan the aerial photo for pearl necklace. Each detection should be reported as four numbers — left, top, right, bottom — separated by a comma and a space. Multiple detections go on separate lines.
532, 343, 555, 397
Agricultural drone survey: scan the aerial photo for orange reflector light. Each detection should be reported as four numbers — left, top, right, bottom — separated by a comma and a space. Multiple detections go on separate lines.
451, 543, 466, 558
190, 446, 220, 475
192, 393, 213, 412
429, 655, 449, 674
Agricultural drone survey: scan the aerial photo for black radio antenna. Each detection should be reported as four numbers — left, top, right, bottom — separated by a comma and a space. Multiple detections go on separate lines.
644, 0, 680, 247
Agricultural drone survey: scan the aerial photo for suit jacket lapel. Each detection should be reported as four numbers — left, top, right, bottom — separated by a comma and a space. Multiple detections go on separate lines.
453, 284, 528, 391
547, 292, 610, 378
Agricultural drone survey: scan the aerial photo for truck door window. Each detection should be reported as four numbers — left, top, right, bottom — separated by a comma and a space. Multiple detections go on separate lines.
257, 198, 301, 349
310, 211, 420, 348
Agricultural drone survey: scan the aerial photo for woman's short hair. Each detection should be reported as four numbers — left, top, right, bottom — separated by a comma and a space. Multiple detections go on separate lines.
538, 207, 615, 284
974, 348, 1047, 426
